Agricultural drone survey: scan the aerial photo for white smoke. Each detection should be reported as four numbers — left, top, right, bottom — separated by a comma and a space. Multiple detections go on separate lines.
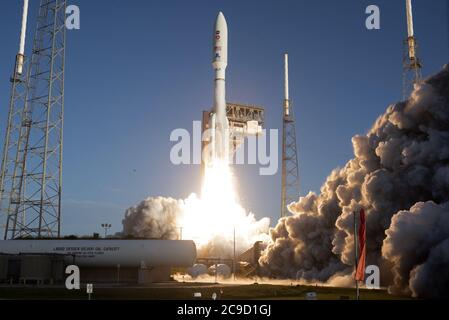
121, 196, 182, 240
259, 64, 449, 298
382, 201, 449, 298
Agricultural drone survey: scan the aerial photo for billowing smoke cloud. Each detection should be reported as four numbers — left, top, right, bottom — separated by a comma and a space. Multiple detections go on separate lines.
382, 201, 449, 298
121, 196, 182, 240
259, 64, 449, 297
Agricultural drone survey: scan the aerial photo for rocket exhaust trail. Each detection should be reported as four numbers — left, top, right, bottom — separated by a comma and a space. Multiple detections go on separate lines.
211, 12, 229, 162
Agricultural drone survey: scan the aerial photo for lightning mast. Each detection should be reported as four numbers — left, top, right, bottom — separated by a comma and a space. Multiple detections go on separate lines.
402, 0, 422, 99
1, 0, 67, 239
280, 53, 300, 218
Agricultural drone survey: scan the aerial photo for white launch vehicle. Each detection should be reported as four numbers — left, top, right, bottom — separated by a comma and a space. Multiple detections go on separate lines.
204, 12, 263, 167
210, 12, 230, 163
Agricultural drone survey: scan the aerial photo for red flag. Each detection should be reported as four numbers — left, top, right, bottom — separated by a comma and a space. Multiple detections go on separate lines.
355, 208, 366, 281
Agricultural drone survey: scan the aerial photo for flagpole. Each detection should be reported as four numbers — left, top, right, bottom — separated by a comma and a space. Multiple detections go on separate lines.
354, 211, 359, 300
233, 226, 236, 281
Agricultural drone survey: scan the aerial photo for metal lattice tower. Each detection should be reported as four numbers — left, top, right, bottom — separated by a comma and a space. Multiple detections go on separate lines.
0, 0, 31, 238
280, 53, 300, 218
0, 56, 29, 238
402, 0, 422, 100
1, 0, 67, 239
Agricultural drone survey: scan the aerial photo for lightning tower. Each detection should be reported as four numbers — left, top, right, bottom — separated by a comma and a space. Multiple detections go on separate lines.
402, 0, 422, 99
280, 53, 300, 218
1, 0, 67, 239
0, 0, 30, 237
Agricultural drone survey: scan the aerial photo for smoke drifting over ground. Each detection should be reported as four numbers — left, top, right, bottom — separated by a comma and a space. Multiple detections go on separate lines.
259, 64, 449, 298
383, 201, 449, 298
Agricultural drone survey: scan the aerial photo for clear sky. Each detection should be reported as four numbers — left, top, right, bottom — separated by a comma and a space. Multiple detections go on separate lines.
0, 0, 448, 237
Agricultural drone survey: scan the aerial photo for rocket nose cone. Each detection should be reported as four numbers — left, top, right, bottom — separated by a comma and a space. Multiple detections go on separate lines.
216, 11, 227, 26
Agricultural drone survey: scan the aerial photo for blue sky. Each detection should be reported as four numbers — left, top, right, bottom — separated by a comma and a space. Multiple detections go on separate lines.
0, 0, 448, 236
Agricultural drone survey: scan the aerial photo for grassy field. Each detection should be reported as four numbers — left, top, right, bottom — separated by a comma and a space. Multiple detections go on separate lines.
0, 282, 411, 300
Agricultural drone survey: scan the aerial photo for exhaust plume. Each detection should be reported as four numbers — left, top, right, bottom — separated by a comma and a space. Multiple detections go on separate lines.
121, 193, 270, 259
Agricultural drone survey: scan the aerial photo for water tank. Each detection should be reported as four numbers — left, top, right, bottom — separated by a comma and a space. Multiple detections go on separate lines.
20, 255, 52, 281
0, 254, 10, 281
0, 240, 196, 268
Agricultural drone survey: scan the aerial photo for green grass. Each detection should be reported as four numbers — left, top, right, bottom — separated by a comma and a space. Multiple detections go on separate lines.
0, 283, 412, 300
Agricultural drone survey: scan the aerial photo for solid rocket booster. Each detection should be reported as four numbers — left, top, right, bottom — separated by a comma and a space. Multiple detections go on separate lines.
16, 0, 29, 75
212, 12, 229, 161
405, 0, 416, 60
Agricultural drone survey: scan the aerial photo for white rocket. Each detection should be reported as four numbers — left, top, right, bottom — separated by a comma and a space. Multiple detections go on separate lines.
211, 12, 229, 162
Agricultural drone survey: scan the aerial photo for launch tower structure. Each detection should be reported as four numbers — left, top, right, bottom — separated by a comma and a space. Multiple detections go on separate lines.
402, 0, 422, 99
280, 53, 300, 218
0, 0, 67, 239
201, 103, 264, 176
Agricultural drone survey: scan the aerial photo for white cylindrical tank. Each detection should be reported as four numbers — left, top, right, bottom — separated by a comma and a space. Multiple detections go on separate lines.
0, 240, 196, 268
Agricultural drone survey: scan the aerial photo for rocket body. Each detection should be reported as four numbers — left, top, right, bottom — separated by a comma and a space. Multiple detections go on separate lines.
211, 12, 229, 162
